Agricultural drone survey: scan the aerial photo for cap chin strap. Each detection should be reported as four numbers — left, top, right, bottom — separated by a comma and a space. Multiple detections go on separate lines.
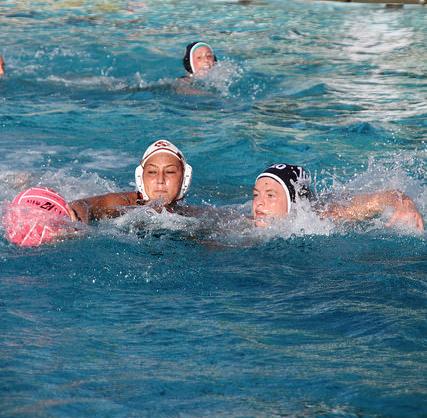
134, 163, 192, 202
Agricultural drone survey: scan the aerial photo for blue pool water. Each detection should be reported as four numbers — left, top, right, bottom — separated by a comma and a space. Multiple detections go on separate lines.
1, 1, 426, 416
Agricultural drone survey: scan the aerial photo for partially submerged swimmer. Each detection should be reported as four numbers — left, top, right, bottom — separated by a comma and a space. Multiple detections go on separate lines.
0, 56, 5, 77
253, 163, 424, 231
183, 41, 217, 78
253, 164, 311, 228
2, 140, 193, 247
68, 140, 193, 223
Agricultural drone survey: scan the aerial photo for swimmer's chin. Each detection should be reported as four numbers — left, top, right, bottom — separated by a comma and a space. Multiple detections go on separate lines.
146, 197, 172, 210
254, 217, 270, 228
193, 68, 213, 78
253, 214, 286, 228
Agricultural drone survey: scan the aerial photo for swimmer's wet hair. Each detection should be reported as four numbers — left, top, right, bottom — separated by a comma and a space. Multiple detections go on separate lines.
256, 163, 312, 214
183, 41, 217, 74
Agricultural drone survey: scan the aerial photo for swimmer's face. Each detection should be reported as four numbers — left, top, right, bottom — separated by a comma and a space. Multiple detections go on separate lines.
192, 46, 215, 76
143, 153, 183, 204
252, 177, 288, 227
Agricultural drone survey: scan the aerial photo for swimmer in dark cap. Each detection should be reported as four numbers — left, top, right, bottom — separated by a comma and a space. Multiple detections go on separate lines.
183, 41, 217, 78
253, 164, 311, 227
253, 163, 424, 231
68, 140, 193, 223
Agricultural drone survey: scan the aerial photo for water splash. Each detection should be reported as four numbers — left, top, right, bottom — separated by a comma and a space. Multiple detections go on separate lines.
190, 60, 244, 97
42, 75, 129, 91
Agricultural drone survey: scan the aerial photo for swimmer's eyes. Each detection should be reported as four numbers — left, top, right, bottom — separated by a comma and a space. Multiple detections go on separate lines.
196, 54, 213, 60
146, 168, 179, 175
253, 191, 277, 198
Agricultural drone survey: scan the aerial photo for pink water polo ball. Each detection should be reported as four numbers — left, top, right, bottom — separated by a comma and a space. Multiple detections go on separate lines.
2, 187, 72, 247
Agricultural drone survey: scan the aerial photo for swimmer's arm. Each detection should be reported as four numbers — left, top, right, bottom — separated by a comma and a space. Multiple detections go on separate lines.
322, 190, 424, 231
0, 55, 4, 77
68, 192, 139, 223
175, 76, 214, 96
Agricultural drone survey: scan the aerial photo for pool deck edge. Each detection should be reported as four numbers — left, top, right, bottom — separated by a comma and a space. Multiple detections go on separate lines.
314, 0, 425, 5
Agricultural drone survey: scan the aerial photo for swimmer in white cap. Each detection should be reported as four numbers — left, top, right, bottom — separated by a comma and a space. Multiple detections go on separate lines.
68, 140, 192, 223
253, 163, 424, 231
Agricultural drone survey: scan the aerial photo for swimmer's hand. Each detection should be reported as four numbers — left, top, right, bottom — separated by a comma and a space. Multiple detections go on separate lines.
385, 194, 424, 231
322, 190, 424, 232
68, 200, 91, 224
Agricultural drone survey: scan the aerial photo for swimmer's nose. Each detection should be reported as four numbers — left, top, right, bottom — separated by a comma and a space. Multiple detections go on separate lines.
255, 197, 264, 208
156, 171, 166, 184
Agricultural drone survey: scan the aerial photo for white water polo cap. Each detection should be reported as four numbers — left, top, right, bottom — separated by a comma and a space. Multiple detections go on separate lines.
256, 163, 312, 214
134, 139, 192, 201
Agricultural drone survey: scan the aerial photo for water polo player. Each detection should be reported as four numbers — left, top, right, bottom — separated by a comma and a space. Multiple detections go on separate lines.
68, 139, 192, 223
183, 41, 216, 77
253, 163, 424, 231
253, 164, 312, 227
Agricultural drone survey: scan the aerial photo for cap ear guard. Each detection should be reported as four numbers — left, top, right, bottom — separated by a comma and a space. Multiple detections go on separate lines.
134, 162, 192, 202
180, 163, 192, 200
135, 164, 149, 201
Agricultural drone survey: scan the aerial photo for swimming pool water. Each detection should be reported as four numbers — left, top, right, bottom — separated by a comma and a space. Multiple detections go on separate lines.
1, 1, 426, 416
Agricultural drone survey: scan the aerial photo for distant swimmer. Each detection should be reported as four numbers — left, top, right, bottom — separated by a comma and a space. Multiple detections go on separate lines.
0, 55, 5, 77
182, 41, 217, 78
68, 139, 193, 223
175, 41, 219, 95
252, 163, 424, 231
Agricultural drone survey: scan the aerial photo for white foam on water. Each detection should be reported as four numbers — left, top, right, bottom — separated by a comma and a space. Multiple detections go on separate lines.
76, 148, 135, 171
111, 205, 201, 234
0, 144, 134, 198
191, 60, 243, 97
41, 169, 120, 201
0, 144, 67, 172
34, 46, 88, 60
42, 75, 129, 91
204, 200, 336, 247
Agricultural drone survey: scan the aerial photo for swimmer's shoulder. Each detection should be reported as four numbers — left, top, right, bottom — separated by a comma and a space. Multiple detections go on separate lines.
89, 191, 140, 206
169, 203, 201, 217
